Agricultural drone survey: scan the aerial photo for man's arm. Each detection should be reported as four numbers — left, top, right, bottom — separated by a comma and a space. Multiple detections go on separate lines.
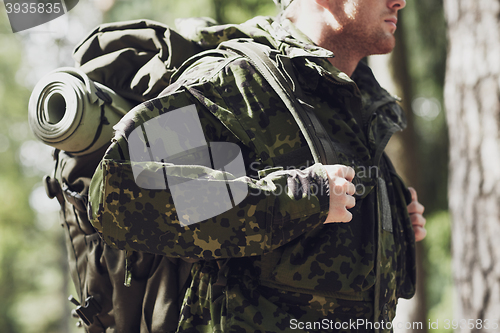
89, 152, 357, 260
88, 93, 358, 260
87, 49, 362, 259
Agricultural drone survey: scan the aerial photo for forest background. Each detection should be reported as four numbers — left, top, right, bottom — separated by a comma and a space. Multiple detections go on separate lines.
0, 0, 452, 332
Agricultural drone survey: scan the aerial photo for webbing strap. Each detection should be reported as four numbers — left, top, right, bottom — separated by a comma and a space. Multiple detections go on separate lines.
221, 39, 338, 165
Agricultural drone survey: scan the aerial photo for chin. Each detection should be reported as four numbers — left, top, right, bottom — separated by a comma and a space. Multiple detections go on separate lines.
374, 45, 395, 55
372, 37, 396, 55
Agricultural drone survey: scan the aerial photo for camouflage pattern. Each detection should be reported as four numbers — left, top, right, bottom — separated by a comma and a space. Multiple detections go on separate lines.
178, 260, 375, 332
88, 16, 416, 332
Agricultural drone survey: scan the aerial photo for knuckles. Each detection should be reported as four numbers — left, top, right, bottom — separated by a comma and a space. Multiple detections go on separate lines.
407, 201, 425, 215
330, 177, 354, 196
410, 213, 426, 227
413, 225, 427, 242
324, 164, 357, 224
325, 209, 353, 223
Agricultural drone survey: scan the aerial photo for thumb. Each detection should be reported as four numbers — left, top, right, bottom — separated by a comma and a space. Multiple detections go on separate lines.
408, 187, 417, 202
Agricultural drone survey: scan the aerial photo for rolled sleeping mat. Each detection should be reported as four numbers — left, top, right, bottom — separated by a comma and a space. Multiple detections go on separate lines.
28, 67, 135, 156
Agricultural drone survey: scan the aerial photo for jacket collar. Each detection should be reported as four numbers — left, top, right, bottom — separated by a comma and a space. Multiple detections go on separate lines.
188, 16, 400, 117
269, 18, 406, 137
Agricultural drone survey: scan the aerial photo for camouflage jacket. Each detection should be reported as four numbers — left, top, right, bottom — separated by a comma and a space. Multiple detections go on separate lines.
88, 17, 416, 332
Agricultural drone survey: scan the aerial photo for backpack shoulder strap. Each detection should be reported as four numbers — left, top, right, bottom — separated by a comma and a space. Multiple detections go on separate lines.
220, 39, 339, 166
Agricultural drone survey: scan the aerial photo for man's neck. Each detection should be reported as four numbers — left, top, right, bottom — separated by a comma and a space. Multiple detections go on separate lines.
318, 36, 362, 77
286, 3, 362, 77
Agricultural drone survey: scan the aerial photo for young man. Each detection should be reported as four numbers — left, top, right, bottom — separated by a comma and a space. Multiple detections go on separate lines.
88, 0, 426, 331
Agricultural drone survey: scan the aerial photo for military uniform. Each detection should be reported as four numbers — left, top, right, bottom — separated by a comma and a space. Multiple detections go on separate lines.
89, 16, 416, 332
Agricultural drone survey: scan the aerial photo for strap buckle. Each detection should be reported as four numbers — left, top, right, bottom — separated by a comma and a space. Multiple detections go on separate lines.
68, 295, 102, 326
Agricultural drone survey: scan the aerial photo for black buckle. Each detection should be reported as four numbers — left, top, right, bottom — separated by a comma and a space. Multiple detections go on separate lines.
44, 175, 61, 199
62, 184, 87, 212
68, 295, 102, 326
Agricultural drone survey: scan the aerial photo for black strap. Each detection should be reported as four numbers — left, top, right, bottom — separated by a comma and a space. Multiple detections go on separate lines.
66, 87, 111, 155
221, 39, 338, 165
271, 145, 313, 169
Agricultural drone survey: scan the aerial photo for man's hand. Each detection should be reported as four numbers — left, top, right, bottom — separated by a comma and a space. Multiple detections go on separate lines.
407, 187, 427, 242
324, 165, 356, 223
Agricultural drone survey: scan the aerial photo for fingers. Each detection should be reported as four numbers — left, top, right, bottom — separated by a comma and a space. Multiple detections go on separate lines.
413, 225, 427, 242
410, 213, 426, 228
324, 165, 355, 181
324, 191, 355, 223
325, 204, 353, 223
324, 165, 356, 192
408, 193, 426, 241
337, 166, 355, 182
347, 182, 356, 196
407, 201, 425, 215
323, 165, 356, 224
331, 177, 356, 196
323, 169, 428, 242
345, 194, 356, 209
408, 187, 417, 202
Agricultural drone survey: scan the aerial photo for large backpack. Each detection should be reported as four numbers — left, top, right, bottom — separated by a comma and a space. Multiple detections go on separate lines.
38, 20, 204, 332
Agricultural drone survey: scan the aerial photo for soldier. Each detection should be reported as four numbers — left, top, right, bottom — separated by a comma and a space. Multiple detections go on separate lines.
88, 0, 426, 331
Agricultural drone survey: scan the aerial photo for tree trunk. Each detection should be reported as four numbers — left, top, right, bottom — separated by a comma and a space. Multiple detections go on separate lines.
444, 0, 500, 331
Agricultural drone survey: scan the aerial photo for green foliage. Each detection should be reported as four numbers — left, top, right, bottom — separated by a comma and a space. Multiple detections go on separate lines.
0, 14, 35, 333
211, 0, 277, 24
396, 0, 448, 215
102, 0, 277, 26
424, 211, 454, 333
0, 9, 73, 333
400, 0, 447, 98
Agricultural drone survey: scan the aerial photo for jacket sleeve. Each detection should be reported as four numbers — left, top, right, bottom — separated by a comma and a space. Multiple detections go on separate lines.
88, 54, 333, 260
89, 156, 330, 260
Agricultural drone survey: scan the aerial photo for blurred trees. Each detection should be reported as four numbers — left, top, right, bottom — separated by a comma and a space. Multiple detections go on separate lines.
98, 0, 276, 26
390, 0, 449, 331
444, 0, 500, 330
0, 13, 66, 333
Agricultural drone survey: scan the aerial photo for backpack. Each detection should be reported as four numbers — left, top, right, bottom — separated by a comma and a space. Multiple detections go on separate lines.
33, 18, 335, 332
35, 20, 206, 332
